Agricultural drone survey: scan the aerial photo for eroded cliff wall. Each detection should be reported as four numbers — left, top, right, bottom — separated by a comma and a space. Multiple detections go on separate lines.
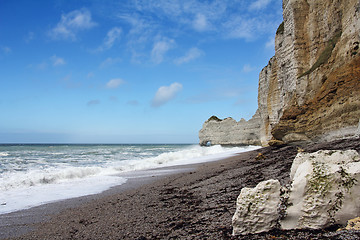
199, 0, 360, 146
199, 111, 262, 146
261, 0, 360, 145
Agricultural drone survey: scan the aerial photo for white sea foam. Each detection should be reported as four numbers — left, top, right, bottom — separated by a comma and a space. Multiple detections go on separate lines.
0, 144, 260, 214
0, 152, 9, 157
116, 145, 261, 171
0, 166, 120, 191
0, 175, 126, 214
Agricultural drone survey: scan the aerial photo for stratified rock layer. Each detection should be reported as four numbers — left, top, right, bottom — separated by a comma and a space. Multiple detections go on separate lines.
199, 0, 360, 146
260, 0, 360, 145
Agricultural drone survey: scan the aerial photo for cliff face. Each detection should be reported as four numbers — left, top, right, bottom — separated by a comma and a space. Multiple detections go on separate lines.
261, 0, 360, 145
200, 0, 360, 146
199, 111, 262, 146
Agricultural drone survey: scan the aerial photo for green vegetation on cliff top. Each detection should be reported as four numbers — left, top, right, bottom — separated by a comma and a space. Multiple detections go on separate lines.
208, 116, 222, 122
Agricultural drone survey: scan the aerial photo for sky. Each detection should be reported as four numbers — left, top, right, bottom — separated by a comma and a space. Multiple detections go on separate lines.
0, 0, 283, 144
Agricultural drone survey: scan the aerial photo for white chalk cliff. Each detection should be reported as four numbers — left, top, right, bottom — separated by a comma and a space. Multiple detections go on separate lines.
199, 0, 360, 146
199, 111, 262, 146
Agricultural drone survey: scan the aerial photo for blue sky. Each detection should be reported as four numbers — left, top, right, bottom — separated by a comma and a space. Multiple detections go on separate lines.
0, 0, 283, 144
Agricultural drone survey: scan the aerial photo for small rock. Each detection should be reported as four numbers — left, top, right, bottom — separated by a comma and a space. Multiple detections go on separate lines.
255, 153, 266, 160
345, 217, 360, 230
268, 139, 285, 147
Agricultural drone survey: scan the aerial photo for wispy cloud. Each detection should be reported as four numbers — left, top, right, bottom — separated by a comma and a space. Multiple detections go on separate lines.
174, 47, 203, 65
106, 78, 125, 89
193, 13, 210, 32
30, 55, 65, 70
99, 1, 282, 61
223, 17, 257, 41
50, 55, 66, 66
99, 57, 122, 68
151, 38, 175, 64
242, 64, 256, 73
249, 0, 273, 11
265, 36, 275, 50
96, 27, 122, 51
48, 8, 97, 41
152, 82, 183, 107
117, 14, 158, 63
223, 15, 279, 41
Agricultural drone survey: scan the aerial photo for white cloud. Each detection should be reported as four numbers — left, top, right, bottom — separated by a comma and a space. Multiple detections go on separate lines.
116, 1, 222, 62
249, 0, 272, 11
97, 27, 122, 51
151, 38, 175, 64
152, 82, 183, 107
120, 14, 154, 43
106, 78, 125, 89
174, 47, 203, 65
224, 17, 257, 41
242, 64, 255, 73
99, 57, 122, 68
117, 14, 158, 63
265, 37, 275, 49
193, 13, 209, 32
104, 27, 122, 48
49, 8, 97, 40
100, 1, 282, 60
50, 55, 66, 66
224, 15, 279, 41
30, 55, 65, 70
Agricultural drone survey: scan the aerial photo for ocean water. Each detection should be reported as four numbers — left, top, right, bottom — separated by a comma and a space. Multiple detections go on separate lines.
0, 144, 260, 214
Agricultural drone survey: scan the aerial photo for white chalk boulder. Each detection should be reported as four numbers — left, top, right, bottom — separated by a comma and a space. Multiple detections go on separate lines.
281, 150, 360, 230
232, 179, 281, 235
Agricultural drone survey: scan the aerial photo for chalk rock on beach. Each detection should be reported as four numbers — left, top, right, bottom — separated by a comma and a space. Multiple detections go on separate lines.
232, 179, 281, 235
281, 150, 360, 230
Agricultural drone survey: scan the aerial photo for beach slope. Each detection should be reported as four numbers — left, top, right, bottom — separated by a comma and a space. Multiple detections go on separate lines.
4, 138, 358, 239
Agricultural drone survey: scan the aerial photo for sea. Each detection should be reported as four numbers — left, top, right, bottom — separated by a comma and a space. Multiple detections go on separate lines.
0, 144, 260, 214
